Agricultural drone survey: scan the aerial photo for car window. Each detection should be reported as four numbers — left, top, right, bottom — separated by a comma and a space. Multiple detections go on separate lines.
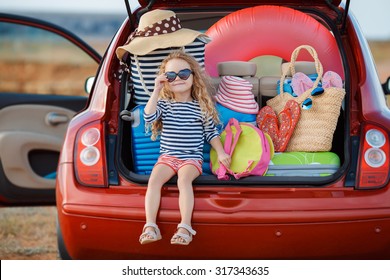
0, 21, 97, 96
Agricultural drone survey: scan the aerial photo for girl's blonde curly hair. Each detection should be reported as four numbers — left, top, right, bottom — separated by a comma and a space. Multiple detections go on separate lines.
151, 50, 219, 140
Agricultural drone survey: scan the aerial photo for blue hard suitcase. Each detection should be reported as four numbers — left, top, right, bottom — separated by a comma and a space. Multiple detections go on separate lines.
130, 105, 159, 174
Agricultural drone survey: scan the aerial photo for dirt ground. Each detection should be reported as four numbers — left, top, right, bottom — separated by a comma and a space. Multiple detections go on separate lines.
1, 42, 390, 260
0, 206, 58, 260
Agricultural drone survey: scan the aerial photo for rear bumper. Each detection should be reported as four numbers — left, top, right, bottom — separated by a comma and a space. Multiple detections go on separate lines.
58, 206, 390, 259
56, 163, 390, 259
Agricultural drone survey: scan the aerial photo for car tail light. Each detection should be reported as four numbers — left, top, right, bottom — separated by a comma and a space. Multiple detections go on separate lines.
357, 124, 390, 189
74, 121, 107, 187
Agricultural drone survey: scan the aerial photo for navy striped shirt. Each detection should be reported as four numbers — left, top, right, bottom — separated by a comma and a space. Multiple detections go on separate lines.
144, 100, 219, 161
131, 39, 207, 105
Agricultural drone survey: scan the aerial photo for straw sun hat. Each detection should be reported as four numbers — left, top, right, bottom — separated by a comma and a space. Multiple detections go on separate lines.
216, 76, 259, 114
116, 9, 209, 58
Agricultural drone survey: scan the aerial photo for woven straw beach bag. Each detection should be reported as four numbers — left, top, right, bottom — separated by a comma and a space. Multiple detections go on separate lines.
266, 45, 346, 152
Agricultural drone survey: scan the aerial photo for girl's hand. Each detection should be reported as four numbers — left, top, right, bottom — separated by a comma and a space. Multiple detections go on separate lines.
218, 151, 231, 168
154, 73, 168, 93
145, 74, 167, 114
209, 137, 231, 168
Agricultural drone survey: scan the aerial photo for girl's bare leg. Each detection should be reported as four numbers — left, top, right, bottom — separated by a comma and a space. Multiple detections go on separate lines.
174, 165, 200, 242
142, 164, 175, 240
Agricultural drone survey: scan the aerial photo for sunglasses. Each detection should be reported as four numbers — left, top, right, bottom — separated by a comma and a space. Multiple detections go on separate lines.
165, 68, 193, 83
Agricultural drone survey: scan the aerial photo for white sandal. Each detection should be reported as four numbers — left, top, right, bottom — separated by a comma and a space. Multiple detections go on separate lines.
139, 222, 162, 245
170, 223, 196, 245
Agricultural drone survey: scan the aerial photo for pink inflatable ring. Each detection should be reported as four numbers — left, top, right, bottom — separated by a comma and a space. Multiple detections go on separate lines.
205, 5, 343, 78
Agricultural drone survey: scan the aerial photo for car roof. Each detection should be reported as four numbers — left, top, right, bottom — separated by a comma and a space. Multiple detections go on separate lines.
138, 0, 343, 8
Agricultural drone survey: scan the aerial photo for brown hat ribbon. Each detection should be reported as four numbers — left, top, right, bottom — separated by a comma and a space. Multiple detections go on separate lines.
127, 15, 182, 43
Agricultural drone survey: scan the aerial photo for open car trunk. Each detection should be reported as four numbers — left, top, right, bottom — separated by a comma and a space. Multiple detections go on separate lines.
116, 2, 349, 186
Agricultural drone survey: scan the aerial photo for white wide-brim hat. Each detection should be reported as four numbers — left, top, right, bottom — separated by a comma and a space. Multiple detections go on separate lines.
216, 76, 259, 114
116, 9, 210, 58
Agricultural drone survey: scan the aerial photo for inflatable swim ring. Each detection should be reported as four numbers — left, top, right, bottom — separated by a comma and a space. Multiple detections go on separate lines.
205, 5, 343, 78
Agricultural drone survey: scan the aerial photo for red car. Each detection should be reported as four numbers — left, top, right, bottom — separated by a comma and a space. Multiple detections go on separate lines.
1, 0, 390, 259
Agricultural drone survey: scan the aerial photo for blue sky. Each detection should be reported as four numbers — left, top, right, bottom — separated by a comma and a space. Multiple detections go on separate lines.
0, 0, 388, 40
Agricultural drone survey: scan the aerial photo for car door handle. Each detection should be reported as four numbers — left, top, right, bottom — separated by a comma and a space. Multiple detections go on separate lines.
45, 112, 70, 126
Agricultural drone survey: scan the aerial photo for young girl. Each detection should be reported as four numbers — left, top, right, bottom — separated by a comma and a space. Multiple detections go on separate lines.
139, 51, 231, 245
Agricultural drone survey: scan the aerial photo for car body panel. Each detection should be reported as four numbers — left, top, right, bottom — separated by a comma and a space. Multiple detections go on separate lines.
56, 157, 390, 259
60, 214, 390, 259
347, 14, 390, 125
